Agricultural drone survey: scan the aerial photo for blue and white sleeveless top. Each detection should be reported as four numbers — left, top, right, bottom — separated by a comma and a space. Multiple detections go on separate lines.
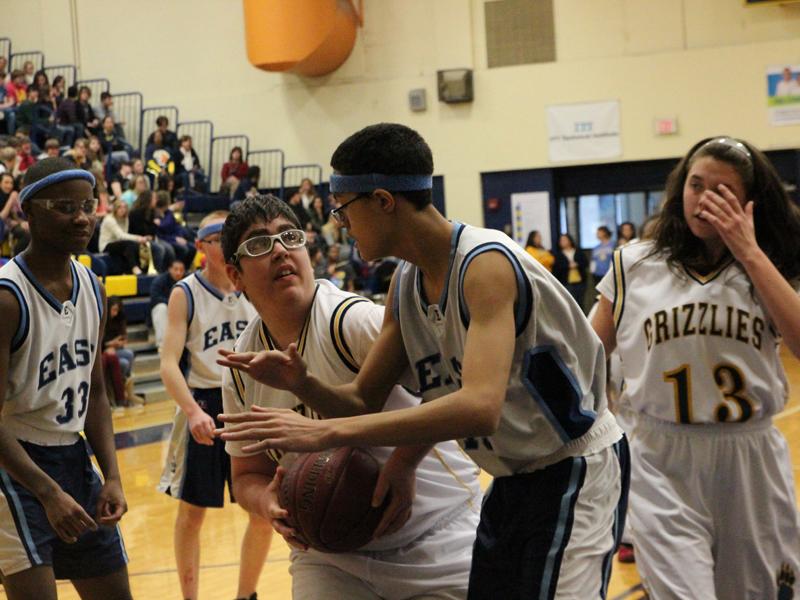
176, 272, 255, 389
0, 256, 103, 445
394, 223, 621, 476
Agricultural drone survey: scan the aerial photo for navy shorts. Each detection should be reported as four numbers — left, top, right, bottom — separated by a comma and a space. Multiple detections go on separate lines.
159, 388, 234, 508
0, 438, 128, 579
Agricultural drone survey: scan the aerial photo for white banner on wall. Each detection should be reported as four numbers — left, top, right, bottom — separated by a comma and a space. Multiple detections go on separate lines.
512, 191, 551, 249
766, 64, 800, 126
547, 100, 621, 162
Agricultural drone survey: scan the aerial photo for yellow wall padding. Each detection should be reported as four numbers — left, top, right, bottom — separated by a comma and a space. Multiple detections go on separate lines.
243, 0, 360, 76
105, 275, 138, 297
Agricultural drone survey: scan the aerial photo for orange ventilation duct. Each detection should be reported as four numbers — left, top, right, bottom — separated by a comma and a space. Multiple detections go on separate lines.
243, 0, 361, 77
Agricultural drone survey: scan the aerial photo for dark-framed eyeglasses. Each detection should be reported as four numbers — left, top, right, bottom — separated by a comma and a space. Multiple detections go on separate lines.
330, 193, 371, 224
231, 229, 306, 264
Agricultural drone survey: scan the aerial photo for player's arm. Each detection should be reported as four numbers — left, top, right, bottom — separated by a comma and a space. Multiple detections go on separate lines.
160, 285, 215, 445
221, 252, 517, 450
0, 288, 98, 542
591, 295, 617, 356
83, 281, 128, 525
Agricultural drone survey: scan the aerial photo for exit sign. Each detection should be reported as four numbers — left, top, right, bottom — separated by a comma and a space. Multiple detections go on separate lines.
654, 117, 679, 135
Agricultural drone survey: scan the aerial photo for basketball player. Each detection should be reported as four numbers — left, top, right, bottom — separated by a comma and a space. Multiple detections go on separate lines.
218, 195, 481, 600
157, 211, 271, 600
592, 137, 800, 598
0, 158, 131, 599
218, 124, 629, 598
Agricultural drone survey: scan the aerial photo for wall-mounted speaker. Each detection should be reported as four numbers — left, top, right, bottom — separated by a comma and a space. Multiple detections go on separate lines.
409, 88, 427, 112
437, 69, 473, 104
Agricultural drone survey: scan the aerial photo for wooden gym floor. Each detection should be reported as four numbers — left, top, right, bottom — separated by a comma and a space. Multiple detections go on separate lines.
2, 349, 799, 599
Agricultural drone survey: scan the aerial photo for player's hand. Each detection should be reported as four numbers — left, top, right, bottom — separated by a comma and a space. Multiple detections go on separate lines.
263, 467, 308, 551
371, 451, 415, 539
216, 406, 334, 453
95, 477, 128, 526
697, 184, 760, 264
217, 345, 308, 392
40, 488, 98, 543
188, 409, 216, 445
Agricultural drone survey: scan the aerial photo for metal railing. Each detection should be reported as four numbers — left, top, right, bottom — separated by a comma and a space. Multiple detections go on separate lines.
75, 78, 109, 102
177, 121, 213, 182
0, 38, 11, 63
247, 149, 285, 197
140, 106, 179, 153
282, 163, 323, 198
44, 64, 76, 88
113, 92, 143, 153
210, 135, 249, 192
9, 50, 44, 73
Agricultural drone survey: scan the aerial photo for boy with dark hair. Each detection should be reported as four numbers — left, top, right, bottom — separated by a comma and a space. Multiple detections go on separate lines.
0, 158, 131, 599
219, 123, 629, 598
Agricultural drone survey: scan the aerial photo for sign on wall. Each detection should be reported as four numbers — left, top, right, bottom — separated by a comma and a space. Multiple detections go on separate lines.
767, 64, 800, 126
512, 191, 551, 249
547, 100, 621, 162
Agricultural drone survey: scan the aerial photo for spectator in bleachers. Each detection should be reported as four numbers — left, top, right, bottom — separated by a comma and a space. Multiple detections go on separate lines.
110, 160, 133, 199
65, 137, 91, 170
324, 243, 356, 291
76, 85, 100, 136
39, 137, 61, 160
129, 189, 175, 271
307, 194, 327, 231
95, 91, 127, 139
22, 61, 35, 86
0, 56, 8, 83
55, 84, 84, 142
298, 177, 316, 210
103, 296, 144, 406
15, 87, 51, 149
145, 129, 175, 183
146, 115, 178, 153
231, 164, 260, 203
0, 80, 15, 135
51, 74, 66, 105
175, 135, 207, 193
5, 69, 27, 106
15, 136, 36, 174
121, 174, 149, 205
154, 191, 195, 269
30, 70, 48, 94
90, 165, 112, 216
287, 189, 310, 229
132, 156, 146, 178
220, 145, 248, 196
0, 145, 19, 176
0, 172, 29, 255
149, 258, 186, 350
99, 116, 131, 163
87, 135, 106, 171
309, 245, 328, 279
99, 199, 149, 275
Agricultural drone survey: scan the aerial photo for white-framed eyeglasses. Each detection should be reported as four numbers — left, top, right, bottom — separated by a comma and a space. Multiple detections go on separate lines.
33, 198, 98, 215
231, 229, 306, 264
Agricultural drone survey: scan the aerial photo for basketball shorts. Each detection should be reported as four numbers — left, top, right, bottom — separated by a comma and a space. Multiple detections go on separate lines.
0, 439, 128, 578
157, 388, 233, 508
289, 499, 479, 600
629, 413, 800, 600
467, 438, 630, 600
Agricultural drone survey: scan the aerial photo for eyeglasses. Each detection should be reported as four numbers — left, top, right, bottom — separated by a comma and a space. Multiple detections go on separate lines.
33, 198, 98, 215
231, 229, 306, 264
330, 193, 371, 224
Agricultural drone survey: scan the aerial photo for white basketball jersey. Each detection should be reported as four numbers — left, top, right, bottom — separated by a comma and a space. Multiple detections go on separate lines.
223, 280, 482, 551
0, 256, 103, 445
394, 223, 621, 477
176, 272, 255, 389
597, 241, 789, 424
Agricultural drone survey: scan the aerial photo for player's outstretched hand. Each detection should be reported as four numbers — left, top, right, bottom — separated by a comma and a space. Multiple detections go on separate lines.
372, 451, 415, 539
95, 478, 128, 526
697, 184, 760, 263
265, 467, 308, 551
216, 406, 334, 453
188, 409, 216, 446
217, 344, 308, 393
41, 488, 98, 543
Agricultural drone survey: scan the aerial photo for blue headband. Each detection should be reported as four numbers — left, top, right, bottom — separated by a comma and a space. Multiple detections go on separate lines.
198, 222, 224, 240
19, 169, 96, 204
329, 173, 433, 193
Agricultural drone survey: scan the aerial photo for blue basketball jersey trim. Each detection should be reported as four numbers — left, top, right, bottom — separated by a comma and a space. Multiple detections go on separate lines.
414, 222, 465, 316
0, 279, 30, 353
392, 261, 405, 323
14, 256, 81, 314
83, 264, 103, 320
457, 242, 532, 336
194, 272, 224, 301
176, 281, 194, 326
539, 457, 587, 600
521, 345, 597, 443
0, 470, 43, 566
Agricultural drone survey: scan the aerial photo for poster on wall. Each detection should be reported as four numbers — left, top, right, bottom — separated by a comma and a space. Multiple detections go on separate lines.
512, 191, 551, 249
546, 100, 621, 162
767, 65, 800, 126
